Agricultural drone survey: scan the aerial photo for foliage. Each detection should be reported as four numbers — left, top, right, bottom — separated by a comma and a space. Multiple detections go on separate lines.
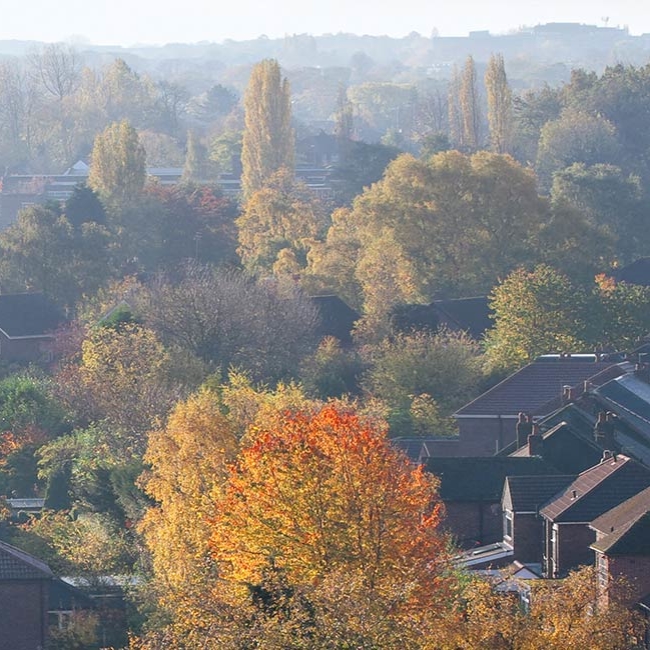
139, 389, 239, 629
485, 53, 513, 154
88, 119, 147, 208
484, 265, 589, 372
486, 266, 650, 372
210, 405, 451, 598
236, 168, 328, 276
438, 567, 643, 649
14, 509, 133, 576
299, 336, 364, 399
535, 108, 621, 190
241, 59, 294, 200
311, 150, 548, 318
0, 204, 112, 309
361, 329, 484, 435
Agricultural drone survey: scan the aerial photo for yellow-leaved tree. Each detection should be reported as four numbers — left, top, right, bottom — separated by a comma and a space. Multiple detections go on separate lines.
139, 389, 238, 630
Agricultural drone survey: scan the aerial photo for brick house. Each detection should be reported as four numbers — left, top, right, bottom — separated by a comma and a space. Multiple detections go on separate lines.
424, 456, 556, 547
0, 293, 64, 363
539, 454, 650, 578
502, 474, 575, 565
590, 486, 650, 607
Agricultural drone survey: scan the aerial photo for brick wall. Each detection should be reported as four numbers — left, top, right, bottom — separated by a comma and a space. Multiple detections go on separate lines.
512, 513, 545, 564
443, 501, 503, 548
606, 554, 650, 605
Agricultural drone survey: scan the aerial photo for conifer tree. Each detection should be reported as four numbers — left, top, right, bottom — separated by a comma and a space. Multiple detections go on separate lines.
241, 59, 294, 200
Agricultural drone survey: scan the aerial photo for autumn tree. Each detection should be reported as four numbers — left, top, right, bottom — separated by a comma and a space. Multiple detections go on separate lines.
436, 567, 643, 650
485, 53, 513, 154
310, 151, 547, 320
241, 59, 294, 200
209, 405, 452, 639
236, 168, 327, 276
139, 390, 239, 627
459, 55, 481, 151
88, 119, 147, 209
535, 108, 622, 190
0, 204, 112, 309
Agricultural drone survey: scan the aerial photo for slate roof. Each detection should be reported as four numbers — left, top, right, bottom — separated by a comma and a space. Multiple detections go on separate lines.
539, 455, 650, 523
591, 512, 650, 555
510, 421, 605, 474
391, 437, 442, 463
503, 474, 576, 513
455, 358, 624, 417
310, 295, 359, 346
0, 540, 53, 580
591, 485, 650, 535
0, 292, 64, 338
431, 296, 493, 340
424, 456, 557, 501
592, 373, 650, 441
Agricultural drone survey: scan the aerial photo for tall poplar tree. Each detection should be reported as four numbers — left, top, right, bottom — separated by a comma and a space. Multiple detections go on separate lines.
485, 53, 513, 153
241, 59, 294, 200
459, 56, 481, 151
88, 119, 146, 208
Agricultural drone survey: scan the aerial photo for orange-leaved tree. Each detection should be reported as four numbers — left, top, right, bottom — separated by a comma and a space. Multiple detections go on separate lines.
209, 404, 452, 609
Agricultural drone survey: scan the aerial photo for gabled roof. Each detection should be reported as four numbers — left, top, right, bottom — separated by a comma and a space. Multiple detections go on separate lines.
0, 540, 53, 580
424, 456, 557, 502
431, 296, 493, 340
0, 293, 64, 338
591, 485, 650, 535
592, 373, 650, 441
503, 475, 576, 513
391, 437, 442, 463
310, 295, 359, 346
540, 455, 650, 523
591, 512, 650, 556
510, 421, 605, 474
455, 358, 623, 418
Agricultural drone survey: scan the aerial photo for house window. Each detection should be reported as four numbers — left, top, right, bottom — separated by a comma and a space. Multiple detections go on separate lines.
504, 510, 513, 540
48, 610, 72, 630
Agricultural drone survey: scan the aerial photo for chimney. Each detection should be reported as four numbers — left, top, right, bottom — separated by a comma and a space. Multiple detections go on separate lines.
528, 423, 543, 457
562, 385, 573, 404
516, 412, 533, 448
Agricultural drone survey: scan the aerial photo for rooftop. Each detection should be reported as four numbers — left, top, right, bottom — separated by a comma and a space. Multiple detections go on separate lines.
455, 357, 623, 418
424, 456, 557, 502
503, 474, 576, 513
0, 292, 64, 338
540, 455, 650, 523
0, 540, 53, 580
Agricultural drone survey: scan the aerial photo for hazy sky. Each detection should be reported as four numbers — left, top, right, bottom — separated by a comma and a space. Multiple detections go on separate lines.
1, 0, 648, 46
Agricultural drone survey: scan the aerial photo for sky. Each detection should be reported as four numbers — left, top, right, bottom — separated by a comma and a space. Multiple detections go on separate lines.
0, 0, 648, 46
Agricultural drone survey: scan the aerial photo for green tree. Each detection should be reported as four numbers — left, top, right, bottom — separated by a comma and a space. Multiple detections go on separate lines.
362, 329, 484, 435
485, 53, 513, 154
241, 59, 294, 200
484, 265, 589, 372
536, 109, 622, 191
550, 163, 648, 264
182, 130, 211, 183
88, 119, 147, 209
